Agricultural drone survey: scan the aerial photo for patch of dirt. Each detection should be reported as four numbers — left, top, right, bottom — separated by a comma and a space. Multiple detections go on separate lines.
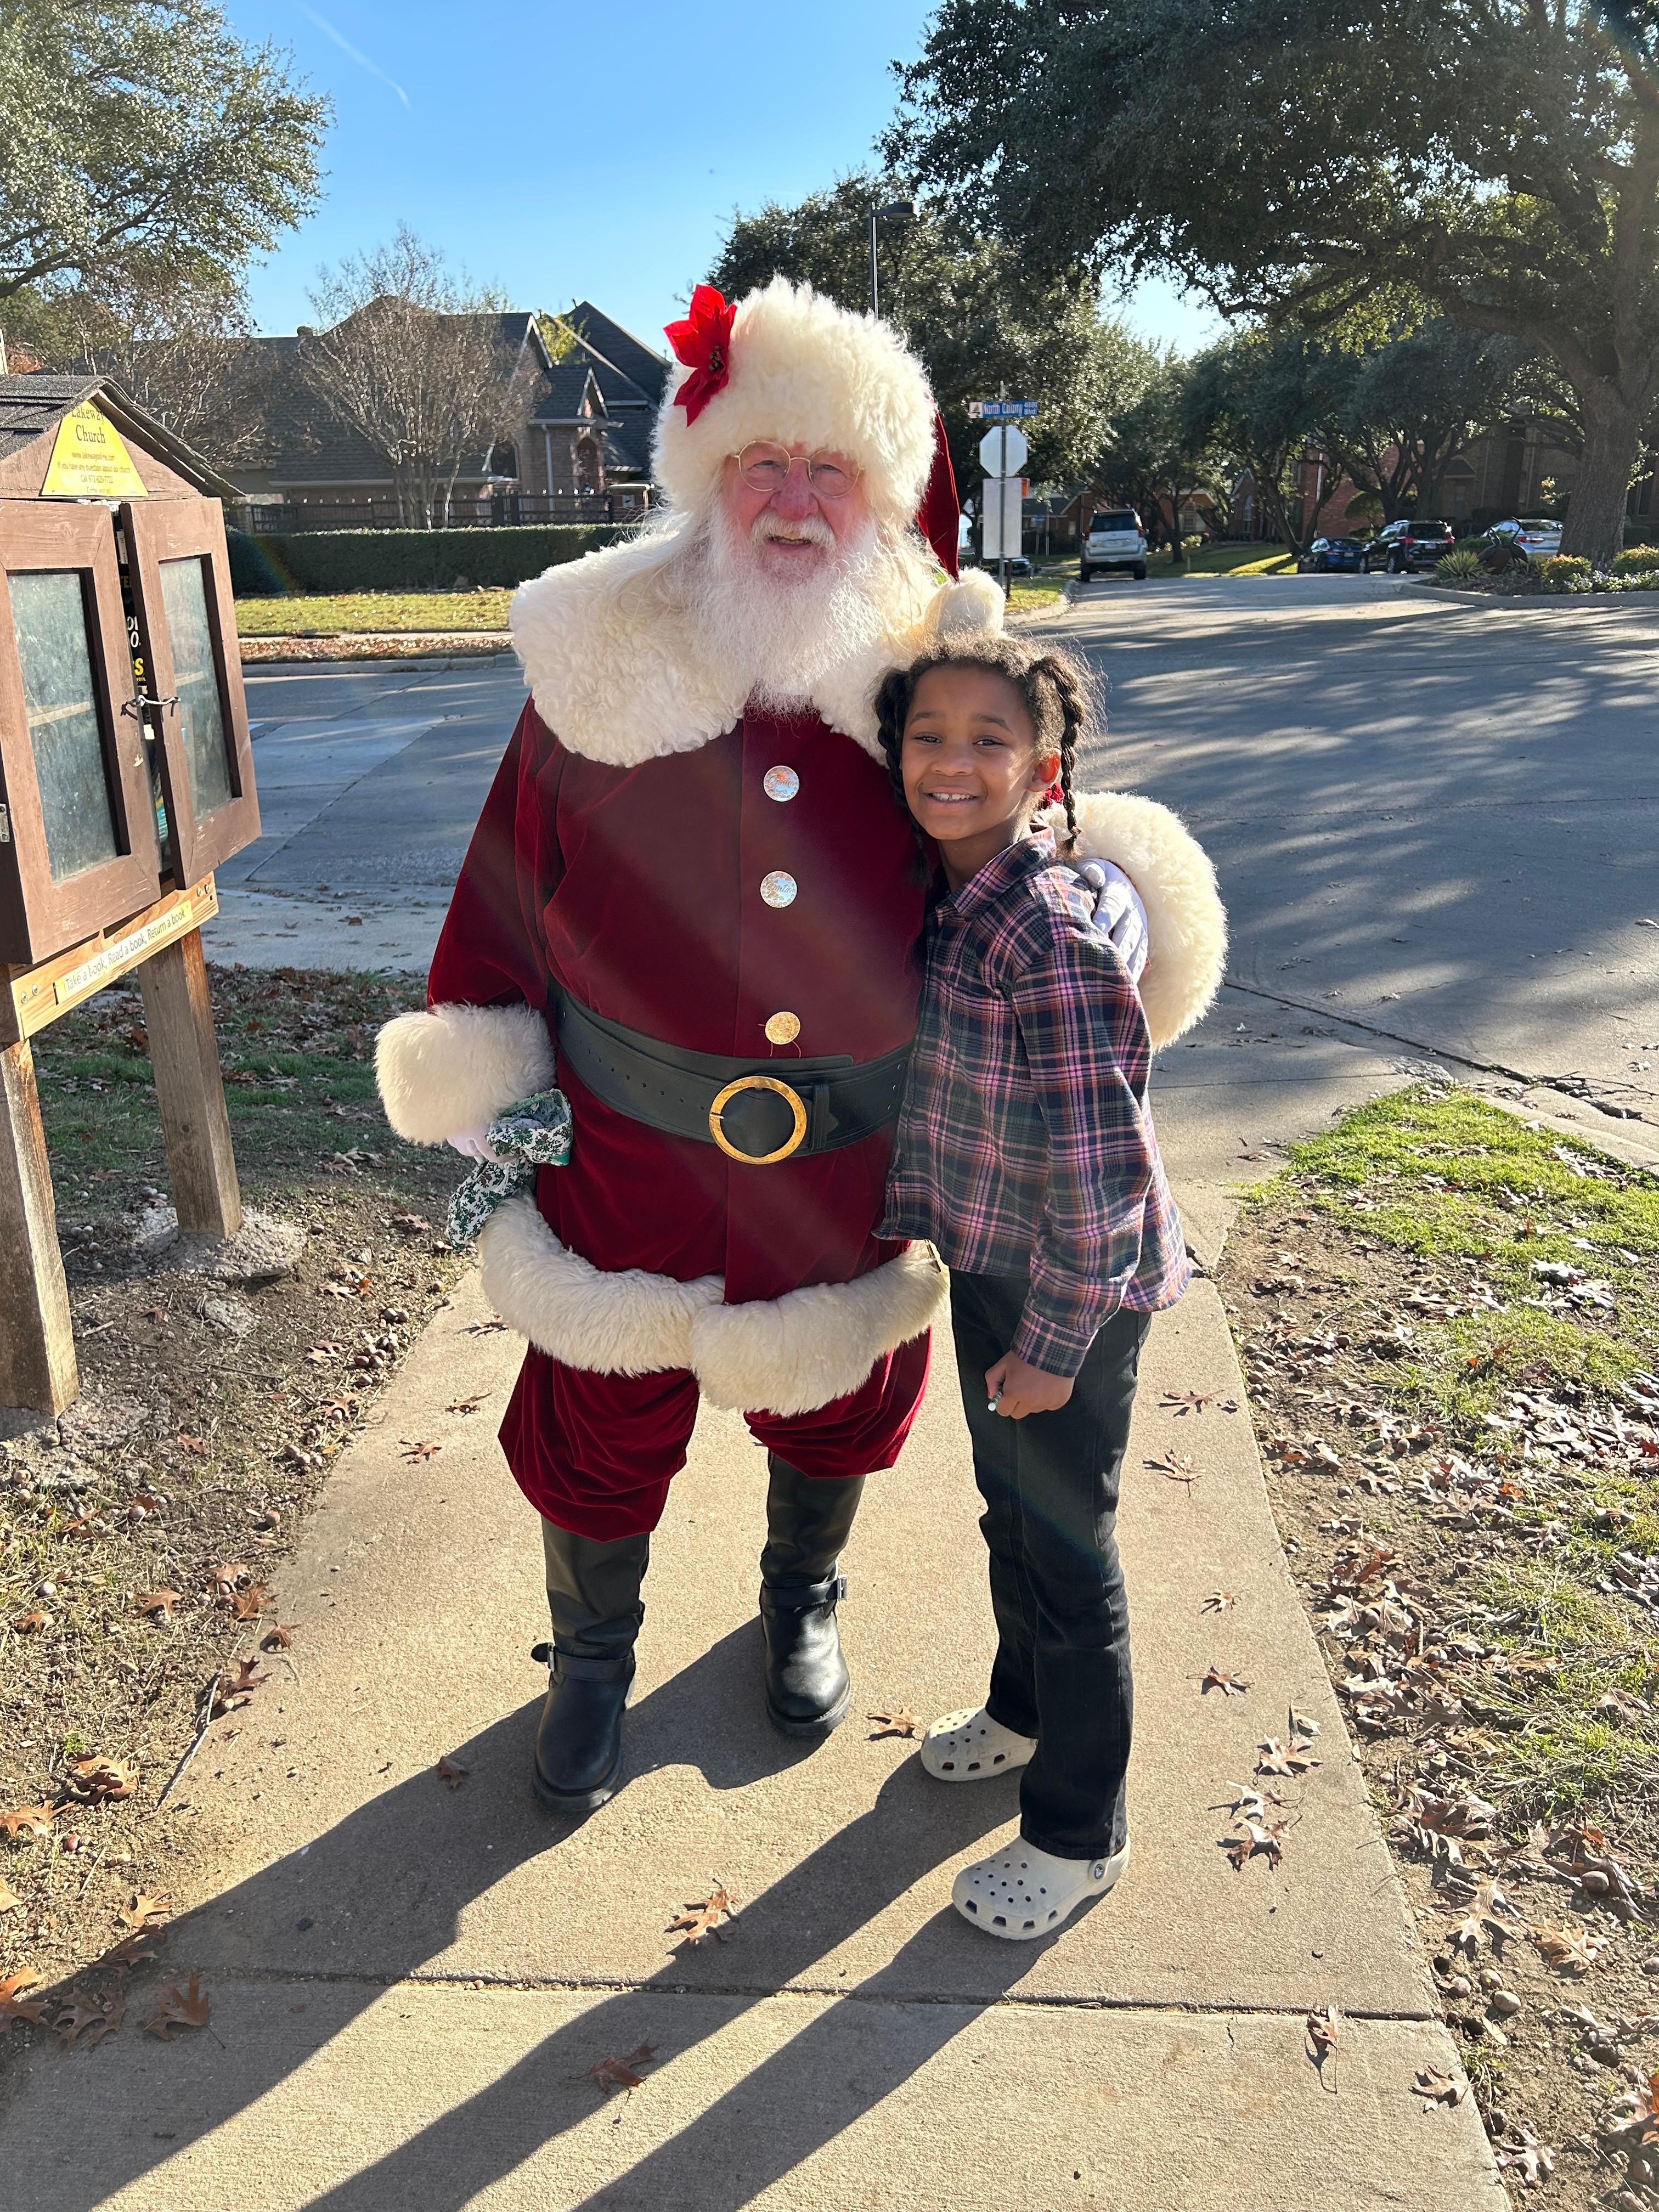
0, 966, 470, 2032
1222, 1156, 1659, 2208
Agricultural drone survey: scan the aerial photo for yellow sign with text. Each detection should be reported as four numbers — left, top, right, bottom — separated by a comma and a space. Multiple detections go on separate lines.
40, 401, 149, 500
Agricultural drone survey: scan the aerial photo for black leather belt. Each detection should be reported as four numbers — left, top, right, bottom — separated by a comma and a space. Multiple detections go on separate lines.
556, 994, 910, 1165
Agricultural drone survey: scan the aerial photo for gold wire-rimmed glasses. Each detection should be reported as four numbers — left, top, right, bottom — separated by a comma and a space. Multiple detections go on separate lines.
734, 442, 862, 499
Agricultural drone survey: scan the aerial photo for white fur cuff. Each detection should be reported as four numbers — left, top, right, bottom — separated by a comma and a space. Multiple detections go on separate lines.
376, 1003, 556, 1146
476, 1195, 947, 1415
1054, 791, 1228, 1047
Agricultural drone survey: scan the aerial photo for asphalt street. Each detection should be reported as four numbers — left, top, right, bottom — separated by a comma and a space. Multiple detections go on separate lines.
1049, 573, 1658, 1201
210, 575, 1659, 1210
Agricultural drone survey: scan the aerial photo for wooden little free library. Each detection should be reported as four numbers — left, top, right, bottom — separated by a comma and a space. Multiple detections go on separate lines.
0, 376, 261, 1418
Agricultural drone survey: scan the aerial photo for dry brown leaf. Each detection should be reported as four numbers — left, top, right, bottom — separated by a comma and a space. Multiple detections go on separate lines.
1306, 2003, 1340, 2077
143, 1972, 210, 2039
1256, 1736, 1321, 1778
1412, 2066, 1470, 2106
10, 1611, 49, 1634
1221, 1818, 1287, 1871
117, 1892, 171, 1931
1494, 2128, 1555, 2188
1200, 1590, 1237, 1614
0, 1804, 58, 1841
66, 1757, 138, 1801
0, 1875, 21, 1913
399, 1438, 442, 1462
261, 1622, 298, 1651
445, 1393, 487, 1415
667, 1885, 738, 1947
134, 1589, 180, 1619
104, 1932, 162, 1971
1530, 1921, 1608, 1975
176, 1434, 207, 1455
229, 1581, 271, 1622
0, 1967, 46, 2031
436, 1756, 467, 1790
53, 1990, 124, 2051
1200, 1667, 1251, 1696
867, 1708, 922, 1740
1145, 1449, 1198, 1488
1449, 1879, 1518, 1954
586, 2042, 657, 2096
211, 1562, 249, 1598
1160, 1390, 1215, 1415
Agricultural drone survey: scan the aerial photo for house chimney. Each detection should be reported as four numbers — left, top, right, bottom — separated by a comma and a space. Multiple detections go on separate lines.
296, 325, 315, 340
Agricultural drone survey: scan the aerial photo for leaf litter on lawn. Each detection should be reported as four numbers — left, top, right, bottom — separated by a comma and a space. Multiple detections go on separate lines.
0, 964, 468, 1999
1222, 1084, 1659, 2203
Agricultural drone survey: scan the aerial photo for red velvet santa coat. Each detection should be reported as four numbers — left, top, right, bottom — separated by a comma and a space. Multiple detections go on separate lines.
427, 695, 929, 1313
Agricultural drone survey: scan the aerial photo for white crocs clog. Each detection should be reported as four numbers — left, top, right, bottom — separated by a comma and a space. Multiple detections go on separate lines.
952, 1838, 1130, 1940
919, 1706, 1037, 1782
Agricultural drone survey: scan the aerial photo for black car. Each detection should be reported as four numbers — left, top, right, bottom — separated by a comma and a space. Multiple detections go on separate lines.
1360, 519, 1457, 573
1298, 535, 1366, 573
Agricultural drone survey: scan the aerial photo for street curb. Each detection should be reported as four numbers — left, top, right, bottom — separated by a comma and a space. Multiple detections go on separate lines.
240, 640, 516, 671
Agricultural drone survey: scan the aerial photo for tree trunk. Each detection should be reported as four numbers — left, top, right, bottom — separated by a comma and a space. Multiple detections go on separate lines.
1562, 384, 1644, 565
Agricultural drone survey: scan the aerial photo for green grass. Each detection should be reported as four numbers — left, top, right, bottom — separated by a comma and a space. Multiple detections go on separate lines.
1149, 543, 1299, 576
233, 589, 514, 636
1264, 1086, 1659, 1821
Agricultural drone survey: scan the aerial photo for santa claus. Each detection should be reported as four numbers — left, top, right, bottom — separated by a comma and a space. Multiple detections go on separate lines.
376, 279, 1224, 1813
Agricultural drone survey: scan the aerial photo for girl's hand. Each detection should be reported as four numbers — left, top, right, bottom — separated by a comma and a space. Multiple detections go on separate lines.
985, 1353, 1074, 1419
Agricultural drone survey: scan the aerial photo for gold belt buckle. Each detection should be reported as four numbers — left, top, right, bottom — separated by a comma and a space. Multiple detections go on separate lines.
708, 1073, 808, 1165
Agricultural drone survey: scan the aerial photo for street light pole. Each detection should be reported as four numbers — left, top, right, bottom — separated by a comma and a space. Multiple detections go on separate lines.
868, 198, 915, 317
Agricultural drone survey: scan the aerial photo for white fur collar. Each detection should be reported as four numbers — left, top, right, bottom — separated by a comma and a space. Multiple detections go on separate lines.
509, 526, 936, 768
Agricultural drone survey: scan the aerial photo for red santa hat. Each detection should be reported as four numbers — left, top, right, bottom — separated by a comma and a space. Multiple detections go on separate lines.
654, 278, 945, 546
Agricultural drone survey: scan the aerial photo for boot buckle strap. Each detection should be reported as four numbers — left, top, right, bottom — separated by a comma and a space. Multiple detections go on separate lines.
763, 1571, 847, 1613
552, 1648, 635, 1683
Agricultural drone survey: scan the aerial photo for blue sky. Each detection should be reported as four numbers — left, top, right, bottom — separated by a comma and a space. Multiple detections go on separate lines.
225, 0, 1221, 360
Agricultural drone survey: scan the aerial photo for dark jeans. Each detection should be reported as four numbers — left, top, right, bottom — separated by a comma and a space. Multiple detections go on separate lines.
950, 1272, 1151, 1861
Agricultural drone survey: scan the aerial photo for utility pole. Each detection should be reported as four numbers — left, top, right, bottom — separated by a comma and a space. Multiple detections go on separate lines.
868, 198, 915, 317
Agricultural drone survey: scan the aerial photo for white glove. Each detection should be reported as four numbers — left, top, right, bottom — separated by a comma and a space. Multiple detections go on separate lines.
448, 1124, 503, 1164
1077, 859, 1150, 983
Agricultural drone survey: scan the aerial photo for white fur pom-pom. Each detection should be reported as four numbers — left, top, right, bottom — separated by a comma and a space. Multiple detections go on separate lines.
924, 568, 1006, 643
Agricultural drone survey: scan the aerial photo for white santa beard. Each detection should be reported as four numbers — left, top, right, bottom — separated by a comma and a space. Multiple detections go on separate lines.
682, 504, 892, 709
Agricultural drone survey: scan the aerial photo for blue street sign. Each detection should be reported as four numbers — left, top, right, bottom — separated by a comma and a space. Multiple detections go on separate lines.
969, 399, 1040, 420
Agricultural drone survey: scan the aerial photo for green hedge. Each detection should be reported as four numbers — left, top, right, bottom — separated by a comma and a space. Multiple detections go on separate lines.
225, 528, 288, 597
246, 524, 633, 594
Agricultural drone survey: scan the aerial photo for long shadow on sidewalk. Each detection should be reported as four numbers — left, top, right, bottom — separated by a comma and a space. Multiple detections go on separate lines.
24, 1628, 1025, 2210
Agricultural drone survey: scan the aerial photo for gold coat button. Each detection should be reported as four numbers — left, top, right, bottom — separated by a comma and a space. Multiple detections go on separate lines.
763, 765, 800, 802
765, 1011, 801, 1045
760, 870, 797, 909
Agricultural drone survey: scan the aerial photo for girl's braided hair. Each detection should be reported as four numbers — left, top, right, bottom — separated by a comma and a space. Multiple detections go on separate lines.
873, 631, 1098, 866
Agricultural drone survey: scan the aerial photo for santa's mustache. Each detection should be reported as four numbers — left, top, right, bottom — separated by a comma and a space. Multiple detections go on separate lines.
753, 512, 836, 550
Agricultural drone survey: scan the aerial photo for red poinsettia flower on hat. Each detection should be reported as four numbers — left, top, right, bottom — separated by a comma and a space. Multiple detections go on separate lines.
664, 284, 737, 425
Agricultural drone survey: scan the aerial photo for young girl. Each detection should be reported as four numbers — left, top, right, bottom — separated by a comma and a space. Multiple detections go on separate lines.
877, 625, 1189, 1942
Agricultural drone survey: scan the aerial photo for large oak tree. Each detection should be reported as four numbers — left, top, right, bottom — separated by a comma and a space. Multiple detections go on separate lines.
0, 1, 329, 310
708, 173, 1155, 495
893, 0, 1659, 562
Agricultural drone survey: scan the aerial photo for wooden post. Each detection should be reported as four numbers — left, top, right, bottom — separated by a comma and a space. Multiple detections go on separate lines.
0, 1036, 77, 1414
138, 928, 242, 1238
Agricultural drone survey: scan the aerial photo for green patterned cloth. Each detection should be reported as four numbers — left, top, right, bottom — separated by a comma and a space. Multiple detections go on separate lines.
445, 1089, 573, 1248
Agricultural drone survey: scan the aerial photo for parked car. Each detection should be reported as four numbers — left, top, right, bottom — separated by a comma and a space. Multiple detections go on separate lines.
972, 552, 1033, 577
1359, 518, 1457, 572
1079, 509, 1148, 582
1482, 517, 1563, 562
1297, 534, 1367, 573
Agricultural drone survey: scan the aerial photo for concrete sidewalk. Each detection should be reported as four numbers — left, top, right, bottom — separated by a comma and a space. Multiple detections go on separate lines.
1, 1258, 1502, 2208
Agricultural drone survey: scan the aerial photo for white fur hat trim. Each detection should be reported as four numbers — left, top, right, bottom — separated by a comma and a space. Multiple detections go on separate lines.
653, 277, 938, 529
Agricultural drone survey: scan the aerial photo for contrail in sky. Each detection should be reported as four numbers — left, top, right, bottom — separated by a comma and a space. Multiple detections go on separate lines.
297, 3, 411, 108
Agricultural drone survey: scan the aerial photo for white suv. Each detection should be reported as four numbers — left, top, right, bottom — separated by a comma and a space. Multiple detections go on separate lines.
1079, 509, 1148, 582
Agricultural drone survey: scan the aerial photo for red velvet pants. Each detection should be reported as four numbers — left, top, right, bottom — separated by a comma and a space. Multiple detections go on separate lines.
499, 1333, 933, 1540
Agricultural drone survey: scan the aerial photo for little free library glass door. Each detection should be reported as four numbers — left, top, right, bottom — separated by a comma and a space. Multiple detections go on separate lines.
0, 502, 165, 964
122, 498, 259, 884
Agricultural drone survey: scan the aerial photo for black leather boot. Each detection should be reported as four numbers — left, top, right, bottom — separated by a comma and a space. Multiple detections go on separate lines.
759, 1455, 866, 1736
533, 1521, 649, 1814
